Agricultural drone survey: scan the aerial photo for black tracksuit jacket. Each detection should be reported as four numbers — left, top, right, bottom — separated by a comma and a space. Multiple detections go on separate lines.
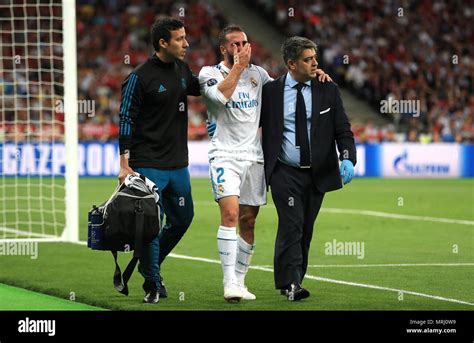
118, 54, 200, 169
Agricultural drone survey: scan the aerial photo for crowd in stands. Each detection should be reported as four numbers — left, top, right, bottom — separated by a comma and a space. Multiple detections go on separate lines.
75, 0, 285, 142
1, 0, 472, 144
1, 0, 283, 143
247, 0, 474, 143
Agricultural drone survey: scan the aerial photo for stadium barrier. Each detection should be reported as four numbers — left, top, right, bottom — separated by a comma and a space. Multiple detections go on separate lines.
1, 142, 473, 177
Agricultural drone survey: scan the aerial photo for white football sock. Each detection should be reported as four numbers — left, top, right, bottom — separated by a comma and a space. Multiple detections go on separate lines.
235, 235, 255, 286
217, 226, 238, 285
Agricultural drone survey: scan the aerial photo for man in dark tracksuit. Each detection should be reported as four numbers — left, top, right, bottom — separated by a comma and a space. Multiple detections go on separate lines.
118, 17, 200, 303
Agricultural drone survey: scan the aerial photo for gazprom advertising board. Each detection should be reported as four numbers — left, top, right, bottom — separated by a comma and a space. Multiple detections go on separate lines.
380, 143, 462, 178
0, 142, 472, 177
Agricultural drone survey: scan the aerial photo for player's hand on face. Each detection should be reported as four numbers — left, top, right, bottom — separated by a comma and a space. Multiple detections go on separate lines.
316, 69, 332, 83
234, 43, 251, 69
232, 43, 239, 66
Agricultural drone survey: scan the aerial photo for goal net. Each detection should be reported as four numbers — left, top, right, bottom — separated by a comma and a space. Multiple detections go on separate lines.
0, 0, 78, 243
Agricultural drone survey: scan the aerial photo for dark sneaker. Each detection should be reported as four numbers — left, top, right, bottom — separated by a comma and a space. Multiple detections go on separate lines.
286, 283, 310, 301
143, 289, 159, 304
159, 276, 168, 298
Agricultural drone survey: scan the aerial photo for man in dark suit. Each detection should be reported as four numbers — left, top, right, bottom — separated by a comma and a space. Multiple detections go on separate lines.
261, 36, 357, 301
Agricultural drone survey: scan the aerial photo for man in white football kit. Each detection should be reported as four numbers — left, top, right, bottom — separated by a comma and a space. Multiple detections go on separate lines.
199, 26, 270, 302
199, 26, 331, 303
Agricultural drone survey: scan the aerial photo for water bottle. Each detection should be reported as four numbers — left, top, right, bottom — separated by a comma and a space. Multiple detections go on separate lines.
89, 206, 104, 250
87, 210, 92, 248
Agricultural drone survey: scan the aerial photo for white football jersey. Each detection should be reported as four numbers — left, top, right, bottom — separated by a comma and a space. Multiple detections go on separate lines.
199, 62, 273, 162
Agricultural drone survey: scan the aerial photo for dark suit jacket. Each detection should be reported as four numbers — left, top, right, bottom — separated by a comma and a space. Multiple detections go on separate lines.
261, 75, 357, 193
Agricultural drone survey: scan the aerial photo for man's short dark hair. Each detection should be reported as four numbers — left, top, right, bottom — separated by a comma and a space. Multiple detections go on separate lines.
151, 17, 184, 51
281, 36, 317, 66
218, 25, 244, 46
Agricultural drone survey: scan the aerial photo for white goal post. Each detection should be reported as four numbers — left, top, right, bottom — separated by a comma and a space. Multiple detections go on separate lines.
0, 0, 78, 243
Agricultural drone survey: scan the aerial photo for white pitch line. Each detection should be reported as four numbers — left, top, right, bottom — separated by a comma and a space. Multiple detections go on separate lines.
302, 274, 474, 307
28, 240, 474, 307
0, 227, 58, 239
169, 252, 474, 307
255, 263, 474, 268
322, 208, 474, 226
194, 201, 474, 226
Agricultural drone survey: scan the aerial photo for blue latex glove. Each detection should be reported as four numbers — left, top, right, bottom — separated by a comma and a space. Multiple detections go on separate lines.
206, 120, 216, 138
340, 160, 354, 185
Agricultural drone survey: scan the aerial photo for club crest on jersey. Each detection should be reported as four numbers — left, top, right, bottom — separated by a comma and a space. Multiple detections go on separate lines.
181, 77, 187, 90
250, 77, 258, 88
217, 184, 225, 195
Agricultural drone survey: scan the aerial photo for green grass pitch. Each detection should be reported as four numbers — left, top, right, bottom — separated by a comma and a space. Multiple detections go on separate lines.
0, 177, 473, 310
0, 283, 103, 310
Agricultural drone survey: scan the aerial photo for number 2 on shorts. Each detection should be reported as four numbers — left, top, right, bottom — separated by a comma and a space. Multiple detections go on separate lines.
216, 167, 225, 183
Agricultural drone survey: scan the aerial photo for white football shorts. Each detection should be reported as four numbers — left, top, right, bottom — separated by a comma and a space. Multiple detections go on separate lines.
209, 157, 266, 206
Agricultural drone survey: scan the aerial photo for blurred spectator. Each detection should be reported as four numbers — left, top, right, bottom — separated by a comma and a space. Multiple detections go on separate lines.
407, 129, 419, 143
